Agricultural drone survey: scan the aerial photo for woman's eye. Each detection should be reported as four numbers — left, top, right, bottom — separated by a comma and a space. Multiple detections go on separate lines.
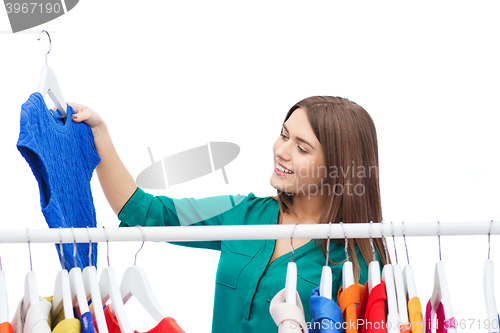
281, 133, 307, 153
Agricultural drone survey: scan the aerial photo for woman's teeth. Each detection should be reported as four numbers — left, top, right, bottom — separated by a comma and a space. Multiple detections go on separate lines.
277, 164, 293, 174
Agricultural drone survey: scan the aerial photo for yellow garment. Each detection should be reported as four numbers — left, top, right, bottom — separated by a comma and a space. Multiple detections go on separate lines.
408, 296, 424, 333
44, 296, 81, 333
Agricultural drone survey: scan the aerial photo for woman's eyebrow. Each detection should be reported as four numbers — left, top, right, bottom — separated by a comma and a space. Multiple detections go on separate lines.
282, 124, 316, 151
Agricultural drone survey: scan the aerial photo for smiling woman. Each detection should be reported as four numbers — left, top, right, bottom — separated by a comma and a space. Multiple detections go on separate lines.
269, 96, 388, 281
69, 95, 386, 333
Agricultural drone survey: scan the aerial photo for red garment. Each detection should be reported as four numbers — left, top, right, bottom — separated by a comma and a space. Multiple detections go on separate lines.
425, 300, 455, 333
0, 322, 13, 333
356, 281, 387, 333
95, 306, 185, 333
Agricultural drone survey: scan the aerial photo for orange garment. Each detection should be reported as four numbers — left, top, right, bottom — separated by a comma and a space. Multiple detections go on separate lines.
337, 283, 365, 333
0, 322, 13, 333
399, 323, 411, 333
408, 296, 424, 333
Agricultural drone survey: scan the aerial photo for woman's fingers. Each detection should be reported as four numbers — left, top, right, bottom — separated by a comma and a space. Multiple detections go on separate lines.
62, 102, 103, 130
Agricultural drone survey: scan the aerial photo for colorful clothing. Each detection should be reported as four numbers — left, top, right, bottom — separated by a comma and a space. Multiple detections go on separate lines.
46, 296, 81, 333
269, 288, 308, 332
118, 187, 382, 333
12, 297, 51, 333
425, 300, 455, 333
101, 306, 184, 333
337, 283, 365, 333
399, 323, 411, 333
408, 296, 423, 333
309, 286, 344, 332
75, 310, 96, 333
0, 322, 13, 333
17, 92, 100, 269
356, 281, 387, 333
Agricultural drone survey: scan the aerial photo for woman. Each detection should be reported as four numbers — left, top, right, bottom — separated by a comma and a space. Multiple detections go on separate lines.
69, 95, 387, 333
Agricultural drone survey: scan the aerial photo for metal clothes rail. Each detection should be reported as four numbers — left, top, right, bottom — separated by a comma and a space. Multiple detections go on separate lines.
0, 221, 497, 244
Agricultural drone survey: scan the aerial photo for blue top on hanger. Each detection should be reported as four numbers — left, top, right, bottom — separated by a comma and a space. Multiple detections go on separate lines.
17, 92, 100, 269
309, 285, 345, 333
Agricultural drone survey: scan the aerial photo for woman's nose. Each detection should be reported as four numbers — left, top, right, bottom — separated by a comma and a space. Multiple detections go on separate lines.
274, 142, 291, 161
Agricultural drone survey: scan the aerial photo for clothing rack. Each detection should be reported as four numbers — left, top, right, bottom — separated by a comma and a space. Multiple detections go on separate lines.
0, 221, 497, 244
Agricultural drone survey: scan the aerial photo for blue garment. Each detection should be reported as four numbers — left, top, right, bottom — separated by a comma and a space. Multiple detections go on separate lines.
74, 308, 96, 333
17, 92, 100, 269
309, 286, 345, 333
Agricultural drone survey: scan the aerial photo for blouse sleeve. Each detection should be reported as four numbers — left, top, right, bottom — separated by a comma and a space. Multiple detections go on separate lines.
118, 187, 249, 251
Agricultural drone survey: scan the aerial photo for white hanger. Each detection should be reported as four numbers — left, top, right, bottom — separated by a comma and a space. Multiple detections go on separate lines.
51, 228, 74, 322
120, 226, 168, 322
99, 227, 133, 333
35, 30, 67, 118
484, 220, 498, 333
0, 255, 8, 323
367, 221, 381, 294
380, 222, 399, 333
68, 228, 90, 316
401, 222, 418, 301
23, 229, 39, 316
339, 222, 354, 291
319, 222, 332, 299
390, 222, 409, 325
285, 223, 299, 305
82, 227, 108, 333
429, 221, 457, 333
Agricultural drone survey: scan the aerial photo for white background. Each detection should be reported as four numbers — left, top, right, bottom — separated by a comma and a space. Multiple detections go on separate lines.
1, 1, 500, 332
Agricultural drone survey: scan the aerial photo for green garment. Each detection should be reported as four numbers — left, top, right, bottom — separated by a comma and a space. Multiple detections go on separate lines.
118, 187, 383, 333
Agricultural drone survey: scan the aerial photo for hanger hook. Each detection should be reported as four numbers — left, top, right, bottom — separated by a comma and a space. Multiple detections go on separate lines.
26, 228, 33, 271
380, 221, 388, 264
488, 220, 494, 260
340, 221, 349, 262
290, 222, 299, 263
71, 227, 78, 268
391, 222, 398, 264
87, 226, 92, 267
437, 221, 441, 261
134, 226, 146, 266
324, 222, 332, 267
369, 221, 375, 262
402, 221, 410, 264
37, 30, 51, 66
103, 226, 110, 267
59, 227, 65, 270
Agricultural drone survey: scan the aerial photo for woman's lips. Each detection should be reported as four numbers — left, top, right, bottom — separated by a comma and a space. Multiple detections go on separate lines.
274, 166, 294, 176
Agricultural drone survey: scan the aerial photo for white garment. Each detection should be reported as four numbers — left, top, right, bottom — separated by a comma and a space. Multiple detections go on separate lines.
11, 297, 51, 333
269, 288, 309, 333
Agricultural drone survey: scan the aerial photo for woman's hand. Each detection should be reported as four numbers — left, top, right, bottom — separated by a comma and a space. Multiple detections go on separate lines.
56, 102, 103, 136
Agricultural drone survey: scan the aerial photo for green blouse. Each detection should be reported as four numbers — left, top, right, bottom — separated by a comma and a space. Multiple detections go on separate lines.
118, 187, 382, 333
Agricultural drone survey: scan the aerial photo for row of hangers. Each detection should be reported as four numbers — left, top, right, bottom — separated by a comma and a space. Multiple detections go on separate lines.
0, 226, 168, 333
282, 220, 499, 332
282, 221, 417, 312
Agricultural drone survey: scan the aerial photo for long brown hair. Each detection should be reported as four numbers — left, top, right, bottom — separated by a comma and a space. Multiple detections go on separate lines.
269, 96, 389, 282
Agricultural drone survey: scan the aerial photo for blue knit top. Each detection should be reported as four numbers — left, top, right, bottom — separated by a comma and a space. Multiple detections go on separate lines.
17, 92, 101, 269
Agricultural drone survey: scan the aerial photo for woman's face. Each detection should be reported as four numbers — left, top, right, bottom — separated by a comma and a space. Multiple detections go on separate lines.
270, 108, 328, 196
